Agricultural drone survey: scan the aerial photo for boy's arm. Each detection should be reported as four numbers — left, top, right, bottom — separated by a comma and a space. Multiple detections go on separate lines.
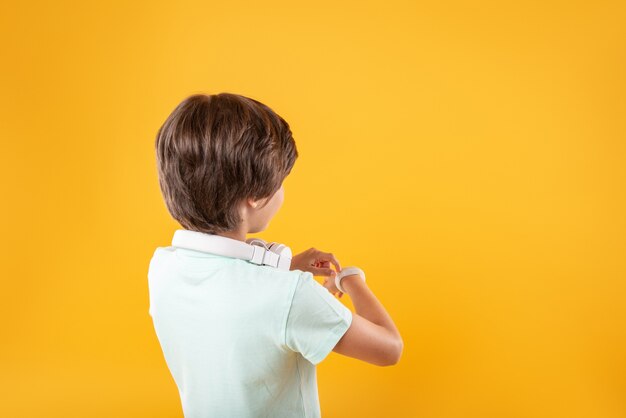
332, 275, 404, 366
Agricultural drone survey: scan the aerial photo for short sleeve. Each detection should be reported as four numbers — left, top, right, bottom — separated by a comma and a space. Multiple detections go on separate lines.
284, 271, 353, 365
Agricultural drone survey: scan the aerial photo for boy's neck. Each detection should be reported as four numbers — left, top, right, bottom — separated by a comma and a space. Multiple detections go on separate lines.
215, 230, 247, 242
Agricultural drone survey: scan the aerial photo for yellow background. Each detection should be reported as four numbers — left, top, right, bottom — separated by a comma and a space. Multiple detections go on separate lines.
1, 1, 625, 417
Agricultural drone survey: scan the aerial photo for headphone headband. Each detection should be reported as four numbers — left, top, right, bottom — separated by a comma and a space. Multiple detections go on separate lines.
171, 229, 292, 271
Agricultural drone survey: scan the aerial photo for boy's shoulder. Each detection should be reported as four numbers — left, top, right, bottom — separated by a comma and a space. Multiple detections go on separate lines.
245, 261, 308, 283
235, 261, 319, 294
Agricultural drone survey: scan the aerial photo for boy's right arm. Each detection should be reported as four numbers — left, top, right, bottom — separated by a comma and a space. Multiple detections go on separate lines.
332, 275, 404, 366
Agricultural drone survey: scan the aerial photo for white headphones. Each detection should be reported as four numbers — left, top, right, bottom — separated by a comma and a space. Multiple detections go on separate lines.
172, 229, 293, 271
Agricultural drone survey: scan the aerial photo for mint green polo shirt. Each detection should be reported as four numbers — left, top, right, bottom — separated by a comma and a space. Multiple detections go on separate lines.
147, 245, 353, 418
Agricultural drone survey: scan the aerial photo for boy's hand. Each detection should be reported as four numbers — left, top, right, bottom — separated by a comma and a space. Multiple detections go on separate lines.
290, 248, 344, 298
321, 270, 345, 298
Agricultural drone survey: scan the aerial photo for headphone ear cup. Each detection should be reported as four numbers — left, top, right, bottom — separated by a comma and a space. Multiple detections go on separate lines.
246, 237, 268, 248
268, 242, 292, 259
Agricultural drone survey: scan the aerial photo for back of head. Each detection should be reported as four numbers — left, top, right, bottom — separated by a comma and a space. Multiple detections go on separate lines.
155, 92, 298, 234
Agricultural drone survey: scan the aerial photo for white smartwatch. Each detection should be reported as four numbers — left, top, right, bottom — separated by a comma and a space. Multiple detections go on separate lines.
335, 266, 366, 293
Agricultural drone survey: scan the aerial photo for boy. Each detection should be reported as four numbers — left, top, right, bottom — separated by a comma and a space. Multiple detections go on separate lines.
148, 93, 403, 417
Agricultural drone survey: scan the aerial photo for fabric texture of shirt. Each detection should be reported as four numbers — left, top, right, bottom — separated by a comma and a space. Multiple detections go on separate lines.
147, 244, 353, 418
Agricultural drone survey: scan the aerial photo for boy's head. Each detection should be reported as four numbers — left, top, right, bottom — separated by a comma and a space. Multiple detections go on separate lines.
155, 92, 298, 237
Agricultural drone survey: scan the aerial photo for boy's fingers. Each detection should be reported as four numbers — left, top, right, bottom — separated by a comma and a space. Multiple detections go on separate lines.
315, 251, 342, 272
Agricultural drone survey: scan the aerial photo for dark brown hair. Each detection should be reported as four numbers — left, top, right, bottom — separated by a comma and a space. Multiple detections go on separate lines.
155, 92, 298, 234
